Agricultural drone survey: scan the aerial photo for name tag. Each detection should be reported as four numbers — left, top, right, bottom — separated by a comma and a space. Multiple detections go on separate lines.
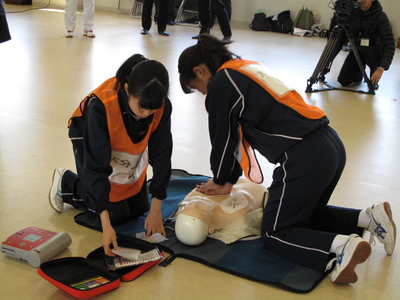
360, 38, 370, 47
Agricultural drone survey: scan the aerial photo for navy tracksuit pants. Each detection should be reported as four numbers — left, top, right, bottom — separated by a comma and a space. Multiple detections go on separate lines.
261, 125, 362, 272
61, 171, 149, 225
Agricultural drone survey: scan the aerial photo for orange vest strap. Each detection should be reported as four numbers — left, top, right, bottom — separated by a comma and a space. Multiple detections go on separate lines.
238, 126, 263, 184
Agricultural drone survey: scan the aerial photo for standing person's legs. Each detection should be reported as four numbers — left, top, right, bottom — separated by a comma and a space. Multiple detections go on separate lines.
222, 0, 231, 20
154, 0, 160, 22
210, 0, 231, 29
168, 0, 177, 22
82, 0, 95, 33
155, 0, 173, 24
212, 0, 231, 39
157, 0, 169, 33
142, 0, 154, 32
0, 0, 11, 43
64, 0, 78, 32
198, 0, 211, 34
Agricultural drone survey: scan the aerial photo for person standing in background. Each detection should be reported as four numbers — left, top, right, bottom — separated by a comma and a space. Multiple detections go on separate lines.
0, 0, 11, 43
155, 0, 177, 25
211, 0, 231, 27
65, 0, 95, 38
141, 0, 170, 36
193, 0, 232, 41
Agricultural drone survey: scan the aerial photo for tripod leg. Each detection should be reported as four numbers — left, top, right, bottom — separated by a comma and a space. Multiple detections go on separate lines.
344, 29, 374, 94
306, 27, 343, 93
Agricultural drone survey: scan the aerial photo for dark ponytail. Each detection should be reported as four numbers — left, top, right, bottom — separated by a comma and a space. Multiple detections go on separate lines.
115, 54, 148, 91
127, 60, 169, 110
178, 34, 239, 94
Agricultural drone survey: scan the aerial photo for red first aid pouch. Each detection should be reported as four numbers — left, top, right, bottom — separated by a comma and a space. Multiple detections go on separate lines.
38, 236, 163, 299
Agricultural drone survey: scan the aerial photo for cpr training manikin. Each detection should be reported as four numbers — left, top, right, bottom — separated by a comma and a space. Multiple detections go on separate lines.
174, 178, 269, 245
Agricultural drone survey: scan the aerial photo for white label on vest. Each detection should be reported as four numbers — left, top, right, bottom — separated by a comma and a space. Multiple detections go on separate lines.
240, 63, 293, 97
109, 148, 148, 185
219, 194, 249, 214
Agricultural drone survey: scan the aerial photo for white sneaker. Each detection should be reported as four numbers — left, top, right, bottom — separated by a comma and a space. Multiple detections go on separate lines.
329, 234, 371, 284
49, 168, 66, 213
367, 202, 396, 255
83, 30, 95, 38
65, 30, 74, 38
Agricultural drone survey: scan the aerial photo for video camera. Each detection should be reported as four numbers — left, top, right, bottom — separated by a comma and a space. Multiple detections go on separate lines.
333, 0, 361, 25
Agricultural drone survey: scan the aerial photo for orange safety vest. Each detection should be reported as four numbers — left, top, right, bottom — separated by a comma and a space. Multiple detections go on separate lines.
218, 60, 326, 184
69, 77, 164, 202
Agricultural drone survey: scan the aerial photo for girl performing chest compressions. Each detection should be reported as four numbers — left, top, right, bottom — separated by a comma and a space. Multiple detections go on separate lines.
177, 34, 396, 284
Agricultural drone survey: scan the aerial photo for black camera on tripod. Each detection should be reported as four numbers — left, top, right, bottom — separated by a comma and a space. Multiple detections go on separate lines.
333, 0, 360, 26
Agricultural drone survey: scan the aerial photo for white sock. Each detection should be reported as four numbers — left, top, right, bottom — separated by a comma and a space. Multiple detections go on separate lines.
357, 209, 371, 228
330, 235, 350, 253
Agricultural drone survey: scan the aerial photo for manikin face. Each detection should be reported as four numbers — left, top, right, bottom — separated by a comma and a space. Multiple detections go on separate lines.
176, 178, 268, 233
358, 0, 374, 11
188, 64, 213, 95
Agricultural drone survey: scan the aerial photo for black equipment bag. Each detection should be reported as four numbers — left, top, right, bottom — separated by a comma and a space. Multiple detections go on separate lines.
268, 10, 293, 34
249, 12, 270, 31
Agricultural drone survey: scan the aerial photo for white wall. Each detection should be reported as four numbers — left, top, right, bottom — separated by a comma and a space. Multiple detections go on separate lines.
32, 0, 399, 39
230, 0, 399, 39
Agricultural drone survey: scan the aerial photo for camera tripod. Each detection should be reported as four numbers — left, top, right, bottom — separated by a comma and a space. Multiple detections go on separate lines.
305, 24, 375, 95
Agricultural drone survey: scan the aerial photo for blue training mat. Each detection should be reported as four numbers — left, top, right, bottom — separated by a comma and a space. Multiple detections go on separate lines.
74, 169, 327, 293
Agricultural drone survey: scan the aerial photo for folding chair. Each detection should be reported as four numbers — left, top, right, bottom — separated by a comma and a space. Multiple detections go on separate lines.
175, 0, 199, 26
117, 0, 134, 14
130, 0, 145, 18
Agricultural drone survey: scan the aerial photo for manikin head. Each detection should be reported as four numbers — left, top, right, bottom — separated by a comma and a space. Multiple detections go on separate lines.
175, 178, 268, 246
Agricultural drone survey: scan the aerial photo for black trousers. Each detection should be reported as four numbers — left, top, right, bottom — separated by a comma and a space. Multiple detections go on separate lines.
61, 170, 149, 225
211, 0, 231, 23
261, 126, 362, 272
338, 46, 382, 86
198, 0, 231, 37
0, 1, 11, 43
155, 0, 176, 21
142, 0, 170, 32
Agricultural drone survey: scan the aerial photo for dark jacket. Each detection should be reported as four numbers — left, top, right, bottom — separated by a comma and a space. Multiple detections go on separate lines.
330, 0, 395, 70
205, 60, 329, 186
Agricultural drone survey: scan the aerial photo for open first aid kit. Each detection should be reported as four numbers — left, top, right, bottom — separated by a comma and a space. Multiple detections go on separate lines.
37, 236, 164, 298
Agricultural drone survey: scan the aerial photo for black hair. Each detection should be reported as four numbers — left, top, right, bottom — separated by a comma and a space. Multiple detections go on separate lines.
115, 54, 148, 91
126, 60, 169, 110
178, 34, 239, 94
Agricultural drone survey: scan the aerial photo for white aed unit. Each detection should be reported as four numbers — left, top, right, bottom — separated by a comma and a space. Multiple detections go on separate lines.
1, 226, 72, 268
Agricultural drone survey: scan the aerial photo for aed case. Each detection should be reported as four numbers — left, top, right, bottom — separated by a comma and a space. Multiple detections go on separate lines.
1, 226, 72, 267
38, 236, 164, 299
